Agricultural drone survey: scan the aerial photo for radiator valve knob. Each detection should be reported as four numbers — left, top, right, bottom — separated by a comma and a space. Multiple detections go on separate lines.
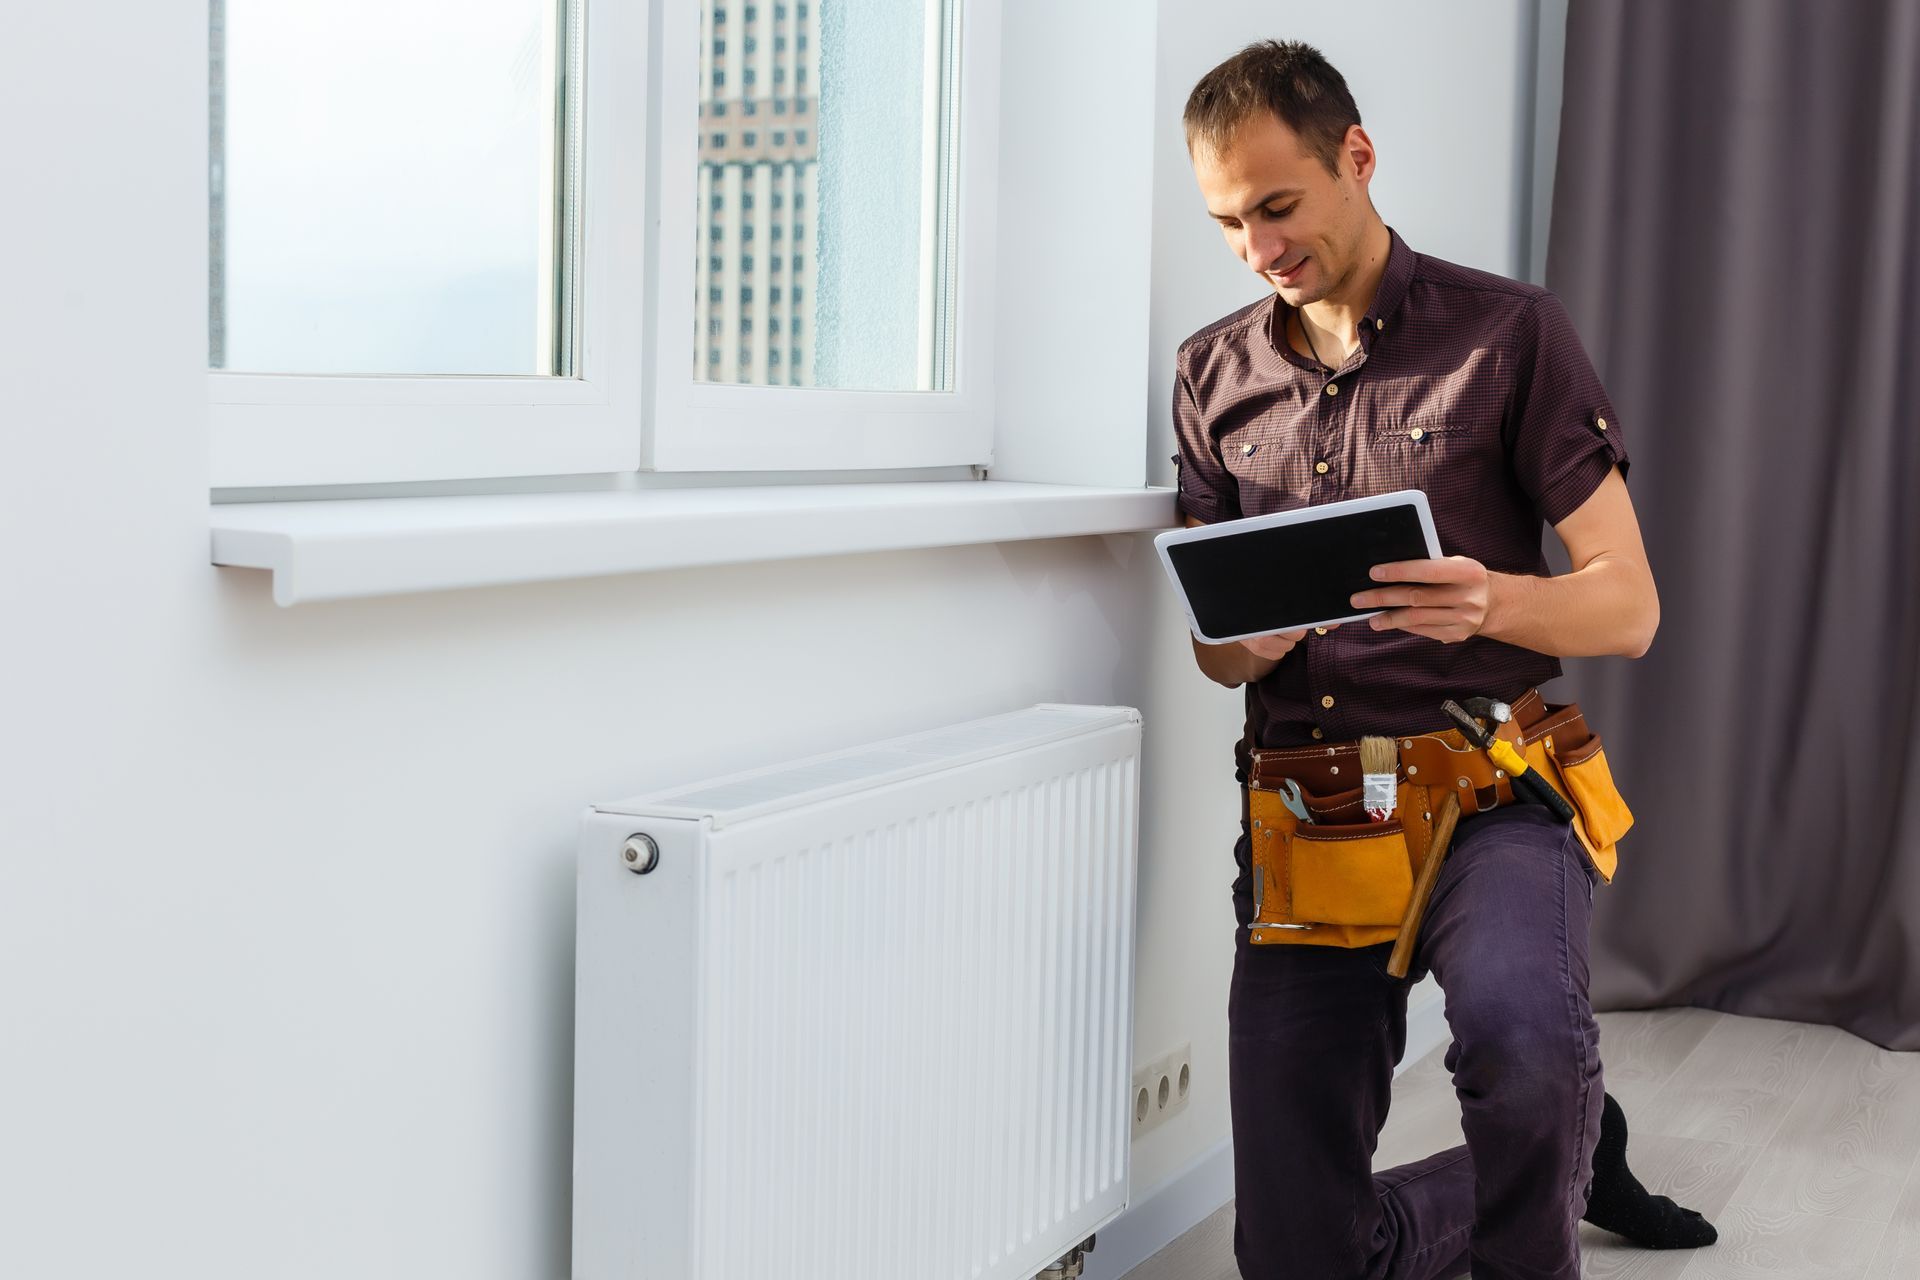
622, 834, 660, 874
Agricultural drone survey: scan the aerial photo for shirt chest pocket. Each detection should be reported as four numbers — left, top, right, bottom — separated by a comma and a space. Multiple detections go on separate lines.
1367, 417, 1491, 493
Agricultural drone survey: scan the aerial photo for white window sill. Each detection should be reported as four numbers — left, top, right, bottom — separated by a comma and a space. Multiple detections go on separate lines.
211, 481, 1179, 606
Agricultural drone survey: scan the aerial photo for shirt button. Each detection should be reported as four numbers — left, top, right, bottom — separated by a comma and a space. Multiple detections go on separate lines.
1314, 627, 1328, 636
1315, 460, 1331, 475
1311, 728, 1324, 740
1242, 442, 1256, 455
1321, 695, 1336, 709
1596, 416, 1609, 431
1375, 318, 1385, 330
1408, 427, 1425, 441
1324, 382, 1340, 397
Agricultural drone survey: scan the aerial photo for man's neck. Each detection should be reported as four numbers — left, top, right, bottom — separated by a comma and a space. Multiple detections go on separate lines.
1298, 220, 1392, 362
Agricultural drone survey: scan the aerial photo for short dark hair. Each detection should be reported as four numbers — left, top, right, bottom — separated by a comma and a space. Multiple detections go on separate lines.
1183, 40, 1361, 176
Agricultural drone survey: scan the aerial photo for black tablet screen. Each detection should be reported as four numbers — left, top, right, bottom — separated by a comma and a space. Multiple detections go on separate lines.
1167, 504, 1433, 639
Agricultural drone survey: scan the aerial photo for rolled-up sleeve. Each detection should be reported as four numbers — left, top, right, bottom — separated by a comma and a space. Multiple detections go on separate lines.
1171, 355, 1236, 524
1507, 292, 1630, 526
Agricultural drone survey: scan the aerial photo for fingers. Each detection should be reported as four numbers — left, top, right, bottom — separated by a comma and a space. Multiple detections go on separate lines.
1350, 585, 1472, 610
1366, 609, 1479, 641
1367, 556, 1481, 584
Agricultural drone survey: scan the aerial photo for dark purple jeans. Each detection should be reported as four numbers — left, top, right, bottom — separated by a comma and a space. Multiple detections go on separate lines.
1227, 805, 1605, 1280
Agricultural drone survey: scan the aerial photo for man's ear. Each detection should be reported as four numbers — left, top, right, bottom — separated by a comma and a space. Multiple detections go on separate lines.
1343, 124, 1378, 187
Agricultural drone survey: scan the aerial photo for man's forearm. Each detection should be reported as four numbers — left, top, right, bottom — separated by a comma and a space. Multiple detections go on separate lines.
1482, 554, 1659, 659
1191, 636, 1281, 688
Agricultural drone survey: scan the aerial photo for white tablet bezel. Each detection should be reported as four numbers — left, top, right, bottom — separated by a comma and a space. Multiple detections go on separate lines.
1153, 489, 1443, 645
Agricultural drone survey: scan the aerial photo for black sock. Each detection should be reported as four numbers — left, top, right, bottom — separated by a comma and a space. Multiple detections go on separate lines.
1581, 1092, 1718, 1249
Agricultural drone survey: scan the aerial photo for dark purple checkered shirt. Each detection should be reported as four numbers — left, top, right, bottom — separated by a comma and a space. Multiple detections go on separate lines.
1171, 229, 1629, 780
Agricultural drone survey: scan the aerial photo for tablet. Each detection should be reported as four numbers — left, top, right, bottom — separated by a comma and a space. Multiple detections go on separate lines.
1155, 490, 1442, 644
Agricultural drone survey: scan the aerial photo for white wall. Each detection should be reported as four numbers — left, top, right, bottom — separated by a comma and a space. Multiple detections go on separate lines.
0, 3, 1545, 1277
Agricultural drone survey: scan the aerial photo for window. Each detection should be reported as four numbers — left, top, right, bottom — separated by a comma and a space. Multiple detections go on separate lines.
215, 0, 1001, 486
212, 0, 577, 379
208, 0, 649, 488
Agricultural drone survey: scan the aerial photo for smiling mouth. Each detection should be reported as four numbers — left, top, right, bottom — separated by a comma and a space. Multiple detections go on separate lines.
1268, 257, 1308, 284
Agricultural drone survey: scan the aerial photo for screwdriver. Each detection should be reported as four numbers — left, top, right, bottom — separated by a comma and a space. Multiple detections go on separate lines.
1440, 698, 1577, 823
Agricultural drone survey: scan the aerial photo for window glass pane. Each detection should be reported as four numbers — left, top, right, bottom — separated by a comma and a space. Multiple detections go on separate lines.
692, 0, 957, 391
210, 0, 580, 376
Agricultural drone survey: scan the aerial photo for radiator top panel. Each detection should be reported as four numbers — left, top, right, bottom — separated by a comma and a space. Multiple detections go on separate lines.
594, 703, 1137, 829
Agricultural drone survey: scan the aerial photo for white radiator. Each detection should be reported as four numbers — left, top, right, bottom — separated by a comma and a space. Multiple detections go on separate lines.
572, 704, 1141, 1280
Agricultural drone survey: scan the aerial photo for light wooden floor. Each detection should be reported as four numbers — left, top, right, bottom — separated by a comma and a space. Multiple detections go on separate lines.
1121, 1009, 1920, 1279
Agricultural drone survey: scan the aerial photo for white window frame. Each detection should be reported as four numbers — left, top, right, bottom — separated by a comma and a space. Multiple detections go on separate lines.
643, 0, 1000, 473
207, 0, 649, 489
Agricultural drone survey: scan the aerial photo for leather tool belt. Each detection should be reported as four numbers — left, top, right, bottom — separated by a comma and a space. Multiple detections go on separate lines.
1242, 688, 1633, 948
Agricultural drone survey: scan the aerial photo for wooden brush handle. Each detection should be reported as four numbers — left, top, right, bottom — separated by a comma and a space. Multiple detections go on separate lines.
1387, 792, 1463, 979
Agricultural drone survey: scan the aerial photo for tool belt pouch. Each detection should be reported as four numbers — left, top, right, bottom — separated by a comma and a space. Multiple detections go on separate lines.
1244, 695, 1634, 942
1244, 780, 1422, 931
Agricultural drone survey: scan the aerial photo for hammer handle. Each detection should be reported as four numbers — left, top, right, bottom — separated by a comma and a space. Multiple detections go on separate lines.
1387, 792, 1463, 979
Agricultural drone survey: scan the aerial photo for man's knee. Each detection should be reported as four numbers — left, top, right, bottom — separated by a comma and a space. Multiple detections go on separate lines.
1444, 980, 1598, 1113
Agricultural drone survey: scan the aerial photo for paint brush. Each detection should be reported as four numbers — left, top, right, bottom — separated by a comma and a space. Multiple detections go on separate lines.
1359, 735, 1399, 822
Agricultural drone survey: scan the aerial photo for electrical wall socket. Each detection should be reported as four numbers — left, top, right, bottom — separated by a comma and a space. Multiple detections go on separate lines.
1131, 1042, 1192, 1138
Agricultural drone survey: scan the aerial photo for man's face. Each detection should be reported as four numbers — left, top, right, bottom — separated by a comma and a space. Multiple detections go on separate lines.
1191, 113, 1374, 307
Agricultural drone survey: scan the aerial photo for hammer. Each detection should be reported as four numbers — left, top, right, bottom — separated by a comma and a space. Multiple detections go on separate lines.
1387, 790, 1461, 979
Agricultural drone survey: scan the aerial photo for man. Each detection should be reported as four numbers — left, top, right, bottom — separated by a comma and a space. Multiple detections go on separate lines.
1170, 41, 1716, 1280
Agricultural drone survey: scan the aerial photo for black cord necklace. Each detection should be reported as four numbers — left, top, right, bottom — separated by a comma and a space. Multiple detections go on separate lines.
1294, 307, 1334, 383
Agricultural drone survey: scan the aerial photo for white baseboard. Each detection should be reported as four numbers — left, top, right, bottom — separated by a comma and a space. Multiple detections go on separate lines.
1082, 977, 1451, 1279
1080, 1138, 1236, 1280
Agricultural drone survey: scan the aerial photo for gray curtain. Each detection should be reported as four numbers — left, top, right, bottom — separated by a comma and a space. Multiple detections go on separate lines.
1548, 0, 1920, 1049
